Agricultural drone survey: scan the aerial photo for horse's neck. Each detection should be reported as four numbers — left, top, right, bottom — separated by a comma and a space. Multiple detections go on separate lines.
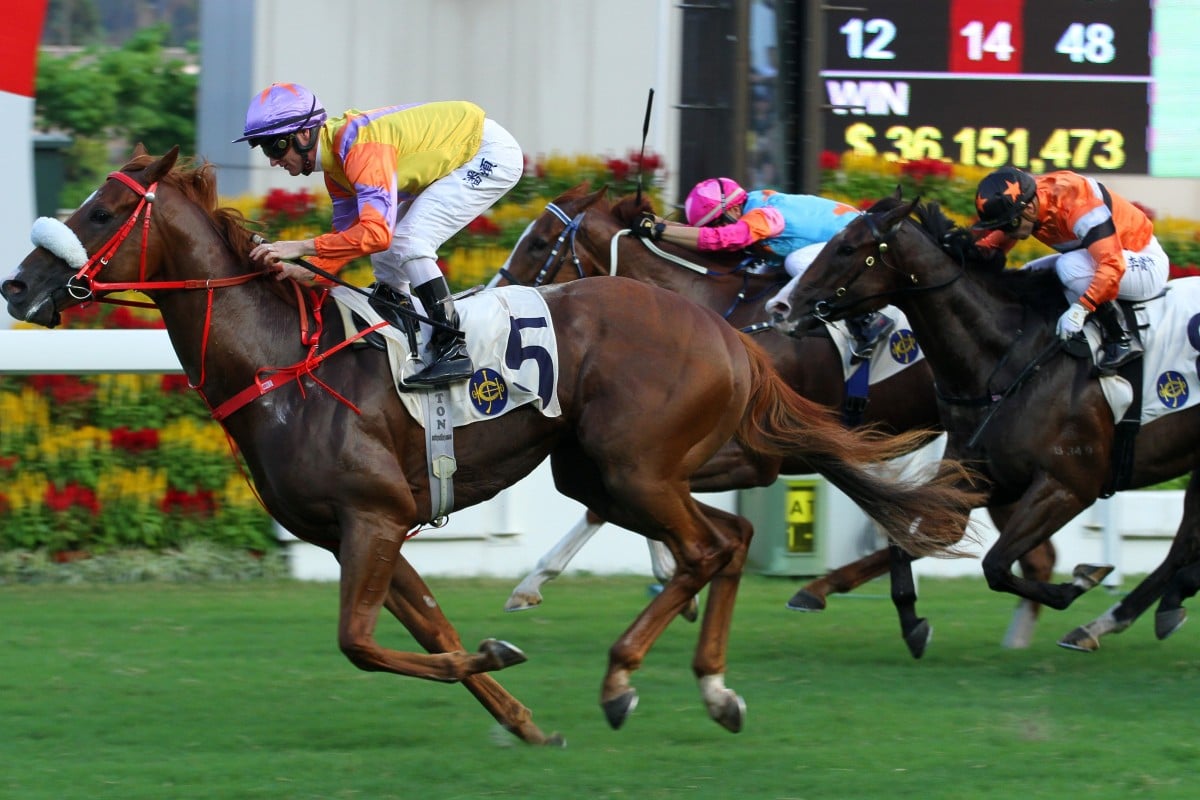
155, 266, 306, 400
603, 233, 775, 319
899, 270, 1026, 397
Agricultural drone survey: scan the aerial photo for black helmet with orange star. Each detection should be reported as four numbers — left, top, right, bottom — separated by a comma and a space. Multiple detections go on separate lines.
973, 168, 1037, 231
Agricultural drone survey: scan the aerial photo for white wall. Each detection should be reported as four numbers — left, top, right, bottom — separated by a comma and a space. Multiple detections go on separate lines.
197, 0, 681, 201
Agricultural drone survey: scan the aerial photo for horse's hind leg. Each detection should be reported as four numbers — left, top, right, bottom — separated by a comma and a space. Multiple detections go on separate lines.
1062, 473, 1200, 651
648, 538, 699, 622
384, 556, 562, 746
599, 493, 750, 734
887, 544, 931, 659
786, 547, 892, 612
505, 510, 606, 612
689, 504, 754, 732
1157, 562, 1200, 640
1005, 539, 1056, 649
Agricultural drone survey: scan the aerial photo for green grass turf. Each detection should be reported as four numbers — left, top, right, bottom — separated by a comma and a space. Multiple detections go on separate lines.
1, 574, 1197, 799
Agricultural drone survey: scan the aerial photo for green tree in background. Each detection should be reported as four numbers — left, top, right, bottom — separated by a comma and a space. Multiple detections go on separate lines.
35, 25, 197, 208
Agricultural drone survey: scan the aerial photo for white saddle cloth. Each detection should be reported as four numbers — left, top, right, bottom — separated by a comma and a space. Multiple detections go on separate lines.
332, 285, 562, 428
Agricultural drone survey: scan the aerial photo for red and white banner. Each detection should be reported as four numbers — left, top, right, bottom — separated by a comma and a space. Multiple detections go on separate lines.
1, 0, 47, 326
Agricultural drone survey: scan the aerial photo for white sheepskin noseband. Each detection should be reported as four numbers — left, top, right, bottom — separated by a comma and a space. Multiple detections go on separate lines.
31, 217, 88, 269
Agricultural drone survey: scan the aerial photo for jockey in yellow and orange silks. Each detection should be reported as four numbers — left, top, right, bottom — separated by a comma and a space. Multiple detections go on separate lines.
972, 167, 1168, 373
235, 82, 524, 387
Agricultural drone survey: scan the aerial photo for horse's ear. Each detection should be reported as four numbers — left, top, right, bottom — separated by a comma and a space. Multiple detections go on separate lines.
882, 195, 920, 231
132, 142, 149, 158
586, 185, 609, 208
141, 145, 180, 185
892, 185, 903, 201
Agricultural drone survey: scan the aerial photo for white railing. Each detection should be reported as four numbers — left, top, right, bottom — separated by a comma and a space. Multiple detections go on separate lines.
0, 329, 1177, 585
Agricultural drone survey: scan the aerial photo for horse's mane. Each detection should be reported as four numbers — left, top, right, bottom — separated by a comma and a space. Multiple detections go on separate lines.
875, 192, 1066, 320
610, 193, 655, 226
120, 153, 260, 260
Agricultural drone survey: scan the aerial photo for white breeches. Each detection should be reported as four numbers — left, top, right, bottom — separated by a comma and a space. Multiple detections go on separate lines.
372, 118, 524, 291
1024, 236, 1170, 304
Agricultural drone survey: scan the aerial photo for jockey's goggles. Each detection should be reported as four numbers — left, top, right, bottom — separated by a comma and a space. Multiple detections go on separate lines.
253, 134, 294, 160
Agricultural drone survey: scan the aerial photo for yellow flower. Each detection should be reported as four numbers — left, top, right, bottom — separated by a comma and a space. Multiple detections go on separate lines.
97, 467, 167, 507
7, 471, 48, 511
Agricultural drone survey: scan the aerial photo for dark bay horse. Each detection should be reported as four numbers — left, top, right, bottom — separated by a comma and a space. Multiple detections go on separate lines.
495, 183, 1055, 655
772, 190, 1200, 651
1, 147, 981, 744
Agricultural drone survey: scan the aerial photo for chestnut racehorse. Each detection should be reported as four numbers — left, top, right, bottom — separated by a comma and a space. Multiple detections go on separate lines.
495, 183, 1054, 655
771, 190, 1200, 651
2, 148, 980, 744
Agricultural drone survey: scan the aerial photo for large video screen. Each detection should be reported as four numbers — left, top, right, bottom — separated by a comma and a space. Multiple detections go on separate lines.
820, 0, 1194, 177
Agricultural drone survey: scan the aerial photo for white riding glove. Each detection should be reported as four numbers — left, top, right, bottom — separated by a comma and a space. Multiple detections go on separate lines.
1056, 302, 1089, 340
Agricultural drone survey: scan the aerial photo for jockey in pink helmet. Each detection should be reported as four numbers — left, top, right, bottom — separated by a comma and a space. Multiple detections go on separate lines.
633, 176, 893, 359
684, 178, 749, 227
238, 83, 525, 388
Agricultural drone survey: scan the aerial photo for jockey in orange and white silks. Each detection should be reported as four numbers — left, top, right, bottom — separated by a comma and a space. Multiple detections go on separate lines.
236, 82, 524, 387
972, 167, 1168, 372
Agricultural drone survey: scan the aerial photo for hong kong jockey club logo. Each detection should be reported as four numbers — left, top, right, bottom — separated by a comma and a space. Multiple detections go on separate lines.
1156, 370, 1189, 409
469, 367, 508, 415
888, 328, 920, 365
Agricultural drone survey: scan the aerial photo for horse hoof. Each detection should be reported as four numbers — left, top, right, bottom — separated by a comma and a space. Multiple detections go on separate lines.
479, 639, 527, 670
903, 618, 931, 660
1057, 627, 1099, 652
681, 597, 699, 623
709, 692, 746, 733
543, 732, 567, 748
785, 589, 827, 612
1001, 601, 1038, 649
1156, 608, 1187, 640
602, 689, 639, 730
504, 592, 543, 612
1072, 564, 1115, 590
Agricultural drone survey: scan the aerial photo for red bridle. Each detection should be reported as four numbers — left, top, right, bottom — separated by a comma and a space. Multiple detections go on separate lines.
69, 170, 265, 296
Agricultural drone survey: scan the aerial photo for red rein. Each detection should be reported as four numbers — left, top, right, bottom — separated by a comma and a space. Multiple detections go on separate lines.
78, 170, 366, 420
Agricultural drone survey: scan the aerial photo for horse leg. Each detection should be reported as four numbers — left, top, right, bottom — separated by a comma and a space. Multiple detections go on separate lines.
505, 509, 606, 611
383, 555, 563, 746
689, 504, 753, 733
1005, 539, 1055, 648
1157, 562, 1200, 640
1061, 473, 1200, 651
980, 478, 1109, 610
786, 547, 893, 612
335, 520, 525, 682
886, 543, 931, 659
598, 494, 749, 733
987, 502, 1055, 649
648, 538, 699, 623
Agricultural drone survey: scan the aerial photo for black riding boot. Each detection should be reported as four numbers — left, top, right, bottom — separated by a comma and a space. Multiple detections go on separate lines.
1094, 300, 1142, 373
846, 311, 895, 360
406, 277, 474, 387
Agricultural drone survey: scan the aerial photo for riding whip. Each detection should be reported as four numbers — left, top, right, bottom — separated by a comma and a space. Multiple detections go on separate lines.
634, 88, 655, 208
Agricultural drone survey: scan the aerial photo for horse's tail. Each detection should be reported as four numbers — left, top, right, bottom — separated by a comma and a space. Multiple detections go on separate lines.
734, 335, 983, 558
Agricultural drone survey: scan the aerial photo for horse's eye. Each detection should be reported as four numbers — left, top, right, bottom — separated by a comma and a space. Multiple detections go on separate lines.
530, 236, 549, 251
88, 207, 113, 225
836, 243, 856, 256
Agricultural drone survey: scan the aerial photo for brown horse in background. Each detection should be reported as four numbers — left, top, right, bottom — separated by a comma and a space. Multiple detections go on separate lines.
772, 191, 1200, 651
2, 147, 981, 744
495, 183, 1055, 656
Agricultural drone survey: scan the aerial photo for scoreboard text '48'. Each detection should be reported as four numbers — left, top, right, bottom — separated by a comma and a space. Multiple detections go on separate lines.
820, 0, 1152, 174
